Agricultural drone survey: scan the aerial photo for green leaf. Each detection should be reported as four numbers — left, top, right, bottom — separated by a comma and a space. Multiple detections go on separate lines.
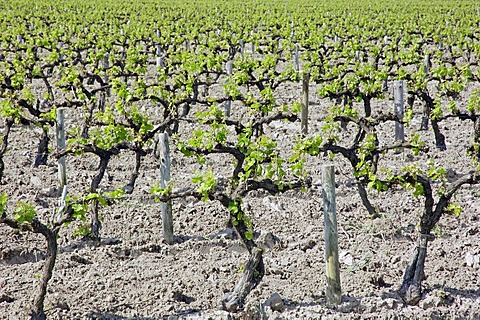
245, 230, 254, 241
13, 202, 36, 224
73, 223, 91, 238
105, 188, 125, 199
228, 201, 240, 214
0, 193, 8, 214
447, 203, 462, 217
192, 170, 216, 201
71, 203, 87, 222
413, 183, 425, 197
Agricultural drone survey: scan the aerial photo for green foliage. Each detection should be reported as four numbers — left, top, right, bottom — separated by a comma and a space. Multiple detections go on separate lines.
71, 203, 88, 222
467, 90, 480, 113
84, 192, 108, 207
192, 170, 216, 201
241, 135, 278, 181
228, 200, 253, 240
150, 183, 173, 202
13, 202, 36, 224
1, 99, 22, 121
73, 223, 91, 238
446, 203, 462, 217
431, 99, 443, 120
40, 107, 57, 122
105, 188, 125, 199
0, 193, 8, 215
1, 1, 480, 289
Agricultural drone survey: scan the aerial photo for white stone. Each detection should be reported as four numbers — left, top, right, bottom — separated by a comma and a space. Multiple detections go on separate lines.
339, 251, 354, 266
465, 252, 479, 267
264, 292, 284, 312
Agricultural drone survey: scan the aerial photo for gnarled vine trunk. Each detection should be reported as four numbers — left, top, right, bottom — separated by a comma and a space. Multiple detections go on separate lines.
222, 247, 264, 312
398, 172, 478, 304
90, 155, 110, 240
220, 200, 264, 311
419, 91, 446, 150
399, 234, 431, 305
30, 221, 58, 320
33, 128, 49, 168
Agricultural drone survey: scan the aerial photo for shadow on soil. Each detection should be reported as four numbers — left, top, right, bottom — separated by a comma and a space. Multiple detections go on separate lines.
436, 286, 480, 299
87, 308, 202, 320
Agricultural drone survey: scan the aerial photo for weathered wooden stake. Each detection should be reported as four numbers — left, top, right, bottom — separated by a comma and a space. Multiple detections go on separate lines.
294, 43, 300, 72
301, 73, 309, 135
58, 42, 64, 62
239, 40, 245, 55
155, 31, 165, 83
355, 50, 361, 62
55, 185, 68, 222
56, 108, 66, 194
156, 132, 173, 244
98, 53, 109, 111
322, 164, 341, 305
423, 54, 430, 75
382, 76, 388, 93
103, 53, 110, 97
224, 61, 233, 117
393, 80, 405, 144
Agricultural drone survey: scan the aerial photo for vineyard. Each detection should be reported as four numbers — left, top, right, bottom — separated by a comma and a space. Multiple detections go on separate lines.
1, 0, 480, 318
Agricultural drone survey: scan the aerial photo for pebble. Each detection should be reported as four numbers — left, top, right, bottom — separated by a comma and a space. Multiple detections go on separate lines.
339, 251, 354, 266
419, 295, 442, 309
29, 176, 42, 187
465, 252, 479, 267
338, 299, 361, 313
264, 292, 284, 312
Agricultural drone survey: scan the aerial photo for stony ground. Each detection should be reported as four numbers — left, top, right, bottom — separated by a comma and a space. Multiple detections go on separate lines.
1, 81, 480, 320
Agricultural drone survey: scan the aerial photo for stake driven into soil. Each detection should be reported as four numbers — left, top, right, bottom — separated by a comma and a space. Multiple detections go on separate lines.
322, 164, 342, 305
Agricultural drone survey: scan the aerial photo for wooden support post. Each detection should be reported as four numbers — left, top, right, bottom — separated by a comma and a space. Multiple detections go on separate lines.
394, 80, 405, 144
156, 50, 163, 69
355, 50, 361, 62
224, 61, 233, 117
156, 132, 174, 244
58, 42, 64, 62
239, 40, 245, 55
55, 185, 68, 222
120, 29, 127, 83
56, 108, 66, 195
322, 164, 341, 305
99, 53, 109, 111
423, 54, 430, 75
155, 31, 164, 81
294, 43, 300, 72
301, 73, 309, 135
103, 53, 110, 97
